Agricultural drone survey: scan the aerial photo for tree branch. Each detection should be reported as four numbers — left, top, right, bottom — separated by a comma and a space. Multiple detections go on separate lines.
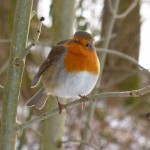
108, 0, 139, 19
18, 85, 150, 131
97, 48, 149, 75
22, 16, 45, 59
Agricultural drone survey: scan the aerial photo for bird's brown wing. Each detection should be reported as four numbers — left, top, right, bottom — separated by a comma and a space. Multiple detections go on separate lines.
31, 40, 71, 88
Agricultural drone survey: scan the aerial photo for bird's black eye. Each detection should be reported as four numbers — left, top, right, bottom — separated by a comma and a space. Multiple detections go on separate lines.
86, 43, 90, 47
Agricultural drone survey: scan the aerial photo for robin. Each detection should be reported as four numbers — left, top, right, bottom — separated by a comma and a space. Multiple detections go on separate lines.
26, 31, 100, 112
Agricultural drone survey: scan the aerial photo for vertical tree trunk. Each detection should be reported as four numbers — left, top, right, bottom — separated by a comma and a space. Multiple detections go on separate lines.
41, 0, 75, 150
52, 0, 75, 45
0, 0, 33, 149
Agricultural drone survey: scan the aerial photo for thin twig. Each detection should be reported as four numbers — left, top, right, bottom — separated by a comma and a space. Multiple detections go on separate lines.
18, 109, 33, 150
30, 10, 36, 20
18, 85, 150, 131
108, 0, 139, 19
95, 33, 117, 47
61, 139, 99, 150
98, 0, 120, 85
97, 48, 149, 75
22, 17, 45, 59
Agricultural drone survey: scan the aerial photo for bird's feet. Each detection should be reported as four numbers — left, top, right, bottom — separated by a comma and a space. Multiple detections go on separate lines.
79, 95, 88, 110
56, 97, 66, 114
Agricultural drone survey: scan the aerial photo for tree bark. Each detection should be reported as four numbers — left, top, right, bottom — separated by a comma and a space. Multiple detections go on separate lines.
51, 0, 75, 45
0, 0, 33, 149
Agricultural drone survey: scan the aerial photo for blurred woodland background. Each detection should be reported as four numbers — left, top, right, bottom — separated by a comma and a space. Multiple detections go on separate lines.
1, 0, 150, 150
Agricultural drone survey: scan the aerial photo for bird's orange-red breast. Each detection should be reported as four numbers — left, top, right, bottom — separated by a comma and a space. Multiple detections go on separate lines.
64, 38, 99, 75
26, 31, 100, 110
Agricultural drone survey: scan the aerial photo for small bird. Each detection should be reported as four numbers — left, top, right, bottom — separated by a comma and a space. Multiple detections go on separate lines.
26, 31, 100, 112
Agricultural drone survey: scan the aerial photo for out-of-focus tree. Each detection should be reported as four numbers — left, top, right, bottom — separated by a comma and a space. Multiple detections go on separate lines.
40, 0, 75, 150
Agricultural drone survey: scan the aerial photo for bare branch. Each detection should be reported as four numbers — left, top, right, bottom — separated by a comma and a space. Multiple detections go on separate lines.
30, 10, 36, 20
97, 48, 149, 75
108, 0, 139, 19
99, 0, 120, 82
22, 16, 45, 59
18, 85, 150, 131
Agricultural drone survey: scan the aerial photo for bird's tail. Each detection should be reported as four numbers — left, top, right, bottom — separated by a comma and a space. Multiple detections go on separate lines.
26, 87, 49, 110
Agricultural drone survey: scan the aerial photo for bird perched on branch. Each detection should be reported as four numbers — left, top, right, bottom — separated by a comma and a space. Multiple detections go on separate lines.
26, 31, 100, 112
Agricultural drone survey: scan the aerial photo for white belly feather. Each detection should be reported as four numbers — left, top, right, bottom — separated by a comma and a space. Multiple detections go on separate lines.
49, 71, 98, 98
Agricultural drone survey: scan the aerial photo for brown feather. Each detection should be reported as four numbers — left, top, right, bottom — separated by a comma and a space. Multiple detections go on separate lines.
31, 41, 70, 87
